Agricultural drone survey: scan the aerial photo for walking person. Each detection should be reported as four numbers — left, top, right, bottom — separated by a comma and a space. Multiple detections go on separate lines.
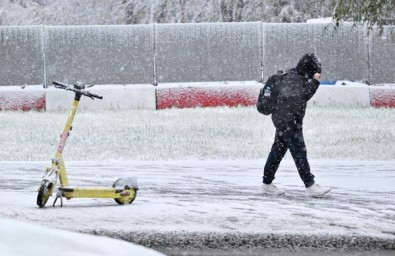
258, 53, 331, 197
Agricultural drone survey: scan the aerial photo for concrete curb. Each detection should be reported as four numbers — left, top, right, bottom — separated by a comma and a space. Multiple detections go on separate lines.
0, 83, 394, 111
89, 230, 395, 251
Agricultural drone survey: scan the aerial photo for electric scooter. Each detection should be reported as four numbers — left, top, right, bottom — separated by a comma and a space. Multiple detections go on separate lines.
37, 81, 138, 208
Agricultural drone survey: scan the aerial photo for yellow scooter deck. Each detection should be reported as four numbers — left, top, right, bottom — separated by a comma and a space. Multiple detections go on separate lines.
59, 187, 137, 199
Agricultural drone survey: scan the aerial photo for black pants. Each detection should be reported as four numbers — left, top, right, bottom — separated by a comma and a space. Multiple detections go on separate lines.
263, 129, 315, 187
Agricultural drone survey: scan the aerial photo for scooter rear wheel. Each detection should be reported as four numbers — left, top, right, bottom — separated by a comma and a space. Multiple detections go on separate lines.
112, 178, 138, 205
115, 190, 137, 205
37, 181, 53, 208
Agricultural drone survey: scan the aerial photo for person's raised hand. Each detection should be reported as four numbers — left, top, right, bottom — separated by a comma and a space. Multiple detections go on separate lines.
313, 73, 321, 81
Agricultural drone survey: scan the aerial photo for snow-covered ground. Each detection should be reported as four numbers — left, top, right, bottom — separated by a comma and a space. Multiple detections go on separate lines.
0, 218, 164, 256
0, 106, 394, 255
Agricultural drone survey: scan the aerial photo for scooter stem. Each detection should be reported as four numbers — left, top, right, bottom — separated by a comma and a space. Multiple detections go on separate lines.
54, 94, 82, 187
56, 98, 79, 156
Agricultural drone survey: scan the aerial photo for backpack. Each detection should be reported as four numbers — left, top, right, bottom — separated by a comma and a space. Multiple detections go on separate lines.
256, 70, 284, 115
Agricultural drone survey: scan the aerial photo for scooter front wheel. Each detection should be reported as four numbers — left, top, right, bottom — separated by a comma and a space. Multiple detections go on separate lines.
37, 181, 53, 208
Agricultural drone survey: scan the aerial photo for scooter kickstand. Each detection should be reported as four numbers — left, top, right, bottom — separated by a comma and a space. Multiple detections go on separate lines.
53, 190, 63, 208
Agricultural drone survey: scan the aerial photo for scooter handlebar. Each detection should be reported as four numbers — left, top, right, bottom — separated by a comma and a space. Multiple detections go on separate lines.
52, 80, 68, 89
86, 92, 103, 100
52, 81, 103, 100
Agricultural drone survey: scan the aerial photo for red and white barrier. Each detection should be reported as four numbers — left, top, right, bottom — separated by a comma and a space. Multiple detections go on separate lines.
156, 85, 260, 109
0, 82, 394, 111
369, 86, 395, 108
156, 82, 395, 109
0, 87, 45, 111
45, 85, 156, 111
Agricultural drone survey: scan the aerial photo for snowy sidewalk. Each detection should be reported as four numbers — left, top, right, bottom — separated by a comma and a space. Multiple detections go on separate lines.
0, 160, 394, 252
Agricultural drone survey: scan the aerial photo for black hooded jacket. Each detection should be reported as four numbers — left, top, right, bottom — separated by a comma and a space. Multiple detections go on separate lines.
270, 54, 321, 131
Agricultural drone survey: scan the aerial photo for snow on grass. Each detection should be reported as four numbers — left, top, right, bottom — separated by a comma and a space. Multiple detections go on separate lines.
0, 106, 393, 161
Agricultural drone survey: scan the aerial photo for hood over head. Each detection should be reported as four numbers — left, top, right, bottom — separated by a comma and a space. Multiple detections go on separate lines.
296, 53, 321, 78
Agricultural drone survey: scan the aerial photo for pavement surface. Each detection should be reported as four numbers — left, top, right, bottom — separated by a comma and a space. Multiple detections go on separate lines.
0, 160, 394, 255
